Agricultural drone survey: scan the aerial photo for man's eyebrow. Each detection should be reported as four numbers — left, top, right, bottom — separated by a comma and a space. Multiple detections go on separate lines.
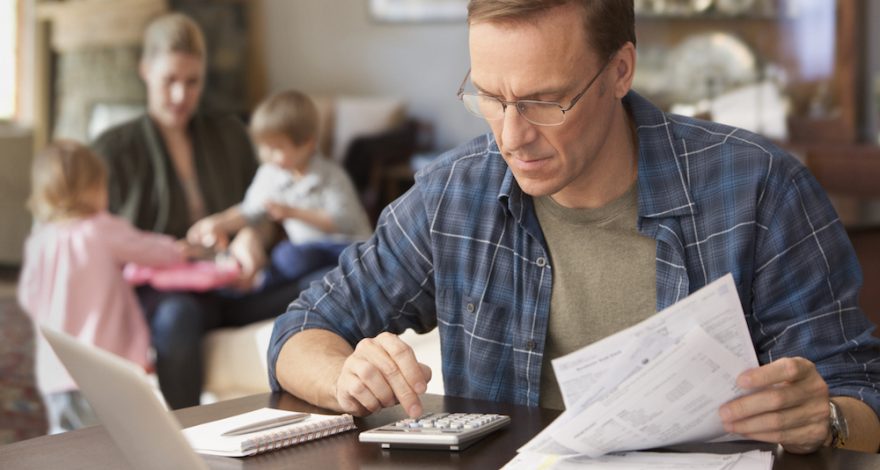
470, 80, 496, 96
470, 79, 569, 101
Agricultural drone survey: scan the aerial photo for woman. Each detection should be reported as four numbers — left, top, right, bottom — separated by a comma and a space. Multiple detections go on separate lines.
92, 13, 298, 409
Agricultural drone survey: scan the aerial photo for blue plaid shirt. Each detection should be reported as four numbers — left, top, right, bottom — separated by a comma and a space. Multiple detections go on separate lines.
269, 91, 880, 416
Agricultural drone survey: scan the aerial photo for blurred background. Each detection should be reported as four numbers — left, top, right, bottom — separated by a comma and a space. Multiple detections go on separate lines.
2, 0, 880, 445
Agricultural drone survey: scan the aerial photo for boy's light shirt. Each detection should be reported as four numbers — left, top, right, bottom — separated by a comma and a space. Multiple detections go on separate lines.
240, 154, 372, 244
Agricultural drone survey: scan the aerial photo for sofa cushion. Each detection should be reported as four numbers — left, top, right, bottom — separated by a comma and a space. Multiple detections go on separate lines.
202, 319, 274, 401
202, 322, 444, 401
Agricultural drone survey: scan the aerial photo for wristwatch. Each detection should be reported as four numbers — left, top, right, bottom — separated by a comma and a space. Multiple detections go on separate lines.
828, 399, 849, 448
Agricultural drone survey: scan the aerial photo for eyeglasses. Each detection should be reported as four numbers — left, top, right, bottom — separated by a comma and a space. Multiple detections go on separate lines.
456, 59, 611, 127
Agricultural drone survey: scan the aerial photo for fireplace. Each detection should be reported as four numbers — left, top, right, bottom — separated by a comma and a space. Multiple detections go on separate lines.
37, 0, 261, 142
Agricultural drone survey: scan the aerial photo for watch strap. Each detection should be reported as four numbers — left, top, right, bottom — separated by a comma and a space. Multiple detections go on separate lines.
829, 400, 848, 448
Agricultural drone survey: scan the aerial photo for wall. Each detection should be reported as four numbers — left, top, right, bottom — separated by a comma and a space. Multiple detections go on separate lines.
261, 0, 488, 151
262, 1, 880, 151
0, 128, 33, 265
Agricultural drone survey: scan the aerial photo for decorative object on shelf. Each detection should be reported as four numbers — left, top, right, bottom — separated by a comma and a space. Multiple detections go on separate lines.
708, 80, 789, 140
369, 0, 467, 23
715, 0, 757, 16
636, 0, 714, 16
665, 32, 758, 104
690, 0, 715, 14
636, 0, 780, 18
634, 0, 865, 145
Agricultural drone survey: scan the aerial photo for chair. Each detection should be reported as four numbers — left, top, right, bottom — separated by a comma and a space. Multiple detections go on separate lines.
343, 119, 419, 223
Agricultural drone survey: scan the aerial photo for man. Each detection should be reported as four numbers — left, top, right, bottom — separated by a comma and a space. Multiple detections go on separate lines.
269, 0, 880, 454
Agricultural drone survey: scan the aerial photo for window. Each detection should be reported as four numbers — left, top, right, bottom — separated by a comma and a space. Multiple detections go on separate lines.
0, 0, 19, 120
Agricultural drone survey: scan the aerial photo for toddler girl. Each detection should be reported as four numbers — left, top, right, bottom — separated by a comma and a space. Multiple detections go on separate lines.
17, 140, 187, 434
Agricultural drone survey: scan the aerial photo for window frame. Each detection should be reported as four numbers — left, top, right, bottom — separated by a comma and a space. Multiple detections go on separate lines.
0, 0, 22, 122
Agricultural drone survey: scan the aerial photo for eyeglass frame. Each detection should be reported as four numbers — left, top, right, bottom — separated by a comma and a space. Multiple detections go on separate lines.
456, 55, 614, 127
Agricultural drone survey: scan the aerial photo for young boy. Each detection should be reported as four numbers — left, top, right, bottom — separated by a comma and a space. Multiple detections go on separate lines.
187, 90, 372, 289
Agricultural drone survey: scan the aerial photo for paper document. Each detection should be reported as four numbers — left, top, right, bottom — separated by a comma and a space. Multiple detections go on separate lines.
503, 450, 774, 470
520, 274, 759, 456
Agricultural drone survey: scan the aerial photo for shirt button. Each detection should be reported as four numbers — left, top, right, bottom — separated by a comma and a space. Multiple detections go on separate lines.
466, 303, 475, 313
526, 340, 537, 350
536, 257, 546, 267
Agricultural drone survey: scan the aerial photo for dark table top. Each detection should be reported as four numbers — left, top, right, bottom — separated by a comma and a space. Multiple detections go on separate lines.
1, 392, 878, 469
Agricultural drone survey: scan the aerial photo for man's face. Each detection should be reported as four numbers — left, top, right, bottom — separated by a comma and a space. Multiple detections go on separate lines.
468, 4, 622, 203
141, 52, 205, 129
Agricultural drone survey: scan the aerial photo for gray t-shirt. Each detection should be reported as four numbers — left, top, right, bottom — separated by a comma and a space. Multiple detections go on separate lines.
535, 183, 656, 410
241, 156, 372, 244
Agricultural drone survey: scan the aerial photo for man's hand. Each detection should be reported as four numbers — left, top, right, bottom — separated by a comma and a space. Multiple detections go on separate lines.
335, 332, 432, 418
720, 357, 830, 454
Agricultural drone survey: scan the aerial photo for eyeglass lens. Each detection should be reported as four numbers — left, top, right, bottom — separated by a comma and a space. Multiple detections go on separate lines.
462, 95, 566, 126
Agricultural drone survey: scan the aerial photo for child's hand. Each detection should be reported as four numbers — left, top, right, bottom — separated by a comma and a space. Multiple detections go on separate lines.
176, 240, 214, 261
228, 228, 268, 291
187, 216, 229, 250
265, 201, 298, 221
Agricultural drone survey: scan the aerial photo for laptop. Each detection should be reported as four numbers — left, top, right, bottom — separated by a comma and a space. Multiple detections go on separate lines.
40, 326, 209, 470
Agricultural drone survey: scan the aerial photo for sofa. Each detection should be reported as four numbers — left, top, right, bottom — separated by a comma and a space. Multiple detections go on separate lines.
202, 317, 444, 402
200, 94, 443, 402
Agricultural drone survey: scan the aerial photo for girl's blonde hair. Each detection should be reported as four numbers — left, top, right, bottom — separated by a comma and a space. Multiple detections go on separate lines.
28, 140, 107, 222
142, 12, 206, 62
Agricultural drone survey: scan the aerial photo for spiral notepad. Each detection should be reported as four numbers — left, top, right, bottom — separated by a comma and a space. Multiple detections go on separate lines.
182, 408, 356, 457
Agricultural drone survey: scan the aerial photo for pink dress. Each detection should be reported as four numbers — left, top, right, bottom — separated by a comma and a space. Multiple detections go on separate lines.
17, 211, 184, 395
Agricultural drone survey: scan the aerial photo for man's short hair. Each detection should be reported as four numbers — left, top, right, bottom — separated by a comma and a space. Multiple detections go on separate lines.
250, 90, 319, 148
467, 0, 636, 60
142, 12, 206, 62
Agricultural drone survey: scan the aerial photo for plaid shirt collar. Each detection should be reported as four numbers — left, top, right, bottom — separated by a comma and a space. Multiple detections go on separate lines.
496, 90, 698, 226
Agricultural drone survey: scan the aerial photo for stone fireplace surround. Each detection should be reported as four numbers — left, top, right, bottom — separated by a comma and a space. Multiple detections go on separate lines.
39, 0, 253, 143
38, 0, 167, 142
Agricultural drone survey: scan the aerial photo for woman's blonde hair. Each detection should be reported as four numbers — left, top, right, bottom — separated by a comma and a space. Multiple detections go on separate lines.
28, 140, 107, 222
142, 12, 206, 62
250, 90, 319, 150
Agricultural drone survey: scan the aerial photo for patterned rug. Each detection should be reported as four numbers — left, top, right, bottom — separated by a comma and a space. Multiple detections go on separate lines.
0, 278, 48, 445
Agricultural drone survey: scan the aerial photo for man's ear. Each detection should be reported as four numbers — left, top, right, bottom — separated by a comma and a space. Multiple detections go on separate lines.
612, 42, 637, 99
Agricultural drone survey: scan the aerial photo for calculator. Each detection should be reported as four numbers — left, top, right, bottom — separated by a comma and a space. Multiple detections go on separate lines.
358, 412, 511, 451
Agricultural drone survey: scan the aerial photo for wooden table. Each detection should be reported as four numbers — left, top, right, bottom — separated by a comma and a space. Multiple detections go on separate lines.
1, 393, 879, 469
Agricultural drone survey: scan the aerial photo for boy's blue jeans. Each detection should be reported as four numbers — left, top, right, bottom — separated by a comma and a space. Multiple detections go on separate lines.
260, 240, 350, 290
136, 240, 349, 409
137, 278, 305, 409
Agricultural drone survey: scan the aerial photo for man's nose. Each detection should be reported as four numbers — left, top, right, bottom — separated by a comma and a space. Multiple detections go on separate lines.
500, 104, 538, 152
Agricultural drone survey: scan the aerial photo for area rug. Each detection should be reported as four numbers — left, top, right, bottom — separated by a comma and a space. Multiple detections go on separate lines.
0, 294, 47, 445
